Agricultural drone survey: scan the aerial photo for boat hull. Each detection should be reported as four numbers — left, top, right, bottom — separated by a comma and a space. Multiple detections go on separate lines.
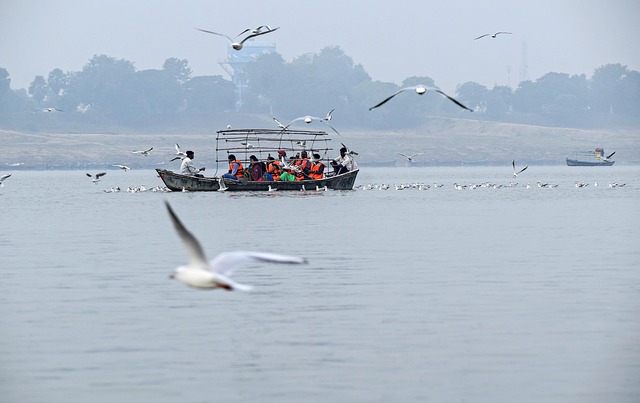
566, 158, 615, 166
157, 169, 359, 192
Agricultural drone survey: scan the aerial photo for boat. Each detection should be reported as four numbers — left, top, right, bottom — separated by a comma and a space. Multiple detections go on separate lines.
156, 128, 359, 191
566, 147, 615, 166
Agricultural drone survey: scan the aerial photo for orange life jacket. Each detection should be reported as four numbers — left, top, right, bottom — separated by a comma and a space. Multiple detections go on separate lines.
229, 160, 244, 178
267, 160, 281, 180
295, 158, 311, 172
309, 161, 326, 179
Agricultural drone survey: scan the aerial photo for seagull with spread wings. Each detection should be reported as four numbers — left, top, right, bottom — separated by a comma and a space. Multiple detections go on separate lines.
512, 160, 528, 178
196, 26, 279, 51
170, 143, 187, 162
165, 202, 307, 291
86, 172, 107, 184
399, 152, 424, 162
474, 32, 512, 40
0, 174, 12, 187
132, 147, 153, 156
282, 112, 342, 136
369, 85, 473, 112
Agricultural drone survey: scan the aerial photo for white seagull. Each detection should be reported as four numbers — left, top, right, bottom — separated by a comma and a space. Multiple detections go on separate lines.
602, 151, 616, 162
512, 160, 528, 178
369, 85, 473, 112
237, 25, 274, 37
341, 143, 359, 156
284, 114, 341, 136
0, 174, 11, 187
113, 165, 130, 171
40, 107, 63, 112
196, 26, 279, 51
165, 201, 307, 290
398, 152, 423, 162
86, 172, 107, 184
273, 117, 288, 130
170, 143, 187, 162
133, 147, 153, 156
474, 32, 512, 40
217, 177, 228, 192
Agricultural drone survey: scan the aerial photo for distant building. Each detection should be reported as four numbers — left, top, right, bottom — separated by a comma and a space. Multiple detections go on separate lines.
219, 40, 276, 111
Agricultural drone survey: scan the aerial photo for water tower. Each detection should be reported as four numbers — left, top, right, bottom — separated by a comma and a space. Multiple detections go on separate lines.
218, 41, 276, 111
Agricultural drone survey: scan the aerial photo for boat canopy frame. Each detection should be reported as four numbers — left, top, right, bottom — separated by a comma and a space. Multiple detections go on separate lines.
214, 128, 335, 176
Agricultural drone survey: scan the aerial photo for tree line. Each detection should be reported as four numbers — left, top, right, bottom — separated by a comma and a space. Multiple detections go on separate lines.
0, 46, 638, 131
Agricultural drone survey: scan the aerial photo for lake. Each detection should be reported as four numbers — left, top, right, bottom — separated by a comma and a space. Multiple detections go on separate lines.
1, 166, 638, 403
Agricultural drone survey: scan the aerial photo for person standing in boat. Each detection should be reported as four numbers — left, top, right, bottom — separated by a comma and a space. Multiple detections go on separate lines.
248, 155, 264, 181
330, 146, 353, 175
309, 153, 326, 179
180, 150, 206, 177
222, 154, 244, 180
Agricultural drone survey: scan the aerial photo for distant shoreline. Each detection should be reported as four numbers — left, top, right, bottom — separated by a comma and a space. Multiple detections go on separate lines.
2, 118, 638, 167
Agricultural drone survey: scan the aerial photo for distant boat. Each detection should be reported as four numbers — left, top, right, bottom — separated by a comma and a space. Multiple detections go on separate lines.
566, 147, 615, 166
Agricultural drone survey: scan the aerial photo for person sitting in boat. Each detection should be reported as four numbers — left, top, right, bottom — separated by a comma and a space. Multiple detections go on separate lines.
279, 166, 296, 181
294, 151, 312, 180
222, 154, 244, 180
309, 153, 326, 180
180, 150, 206, 177
330, 146, 353, 175
265, 155, 280, 180
248, 155, 264, 181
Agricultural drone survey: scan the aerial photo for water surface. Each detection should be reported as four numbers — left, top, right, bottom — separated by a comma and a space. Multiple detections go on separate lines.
1, 166, 639, 402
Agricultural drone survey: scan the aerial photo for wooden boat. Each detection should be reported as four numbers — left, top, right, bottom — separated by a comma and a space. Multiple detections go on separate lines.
566, 148, 615, 166
156, 128, 359, 191
156, 168, 358, 191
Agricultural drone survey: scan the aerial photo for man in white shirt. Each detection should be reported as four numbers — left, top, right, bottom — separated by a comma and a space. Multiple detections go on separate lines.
330, 146, 353, 175
180, 151, 206, 177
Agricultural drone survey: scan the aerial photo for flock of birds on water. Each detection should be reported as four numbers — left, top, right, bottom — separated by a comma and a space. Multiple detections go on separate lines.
9, 26, 630, 292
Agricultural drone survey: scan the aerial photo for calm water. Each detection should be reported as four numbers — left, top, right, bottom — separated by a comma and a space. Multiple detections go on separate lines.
1, 166, 639, 403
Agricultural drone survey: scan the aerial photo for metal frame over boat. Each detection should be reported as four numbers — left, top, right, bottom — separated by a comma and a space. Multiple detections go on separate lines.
156, 128, 359, 191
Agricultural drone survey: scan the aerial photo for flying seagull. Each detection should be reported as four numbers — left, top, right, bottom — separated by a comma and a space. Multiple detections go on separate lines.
369, 85, 473, 112
512, 160, 528, 178
474, 32, 512, 40
86, 172, 107, 184
217, 177, 228, 192
283, 114, 342, 136
602, 151, 616, 162
0, 174, 11, 187
113, 165, 131, 171
399, 152, 424, 162
40, 107, 63, 112
273, 117, 288, 130
170, 143, 187, 161
165, 201, 307, 290
196, 26, 279, 51
341, 143, 359, 156
237, 25, 274, 37
132, 147, 153, 156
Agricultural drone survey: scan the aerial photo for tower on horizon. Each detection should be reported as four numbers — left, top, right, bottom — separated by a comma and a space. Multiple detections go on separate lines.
519, 39, 529, 84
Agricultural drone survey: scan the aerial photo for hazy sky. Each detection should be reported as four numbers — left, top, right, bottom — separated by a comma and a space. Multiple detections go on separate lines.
2, 0, 639, 94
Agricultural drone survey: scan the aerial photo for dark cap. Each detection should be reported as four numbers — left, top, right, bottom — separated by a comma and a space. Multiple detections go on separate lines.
186, 150, 195, 157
